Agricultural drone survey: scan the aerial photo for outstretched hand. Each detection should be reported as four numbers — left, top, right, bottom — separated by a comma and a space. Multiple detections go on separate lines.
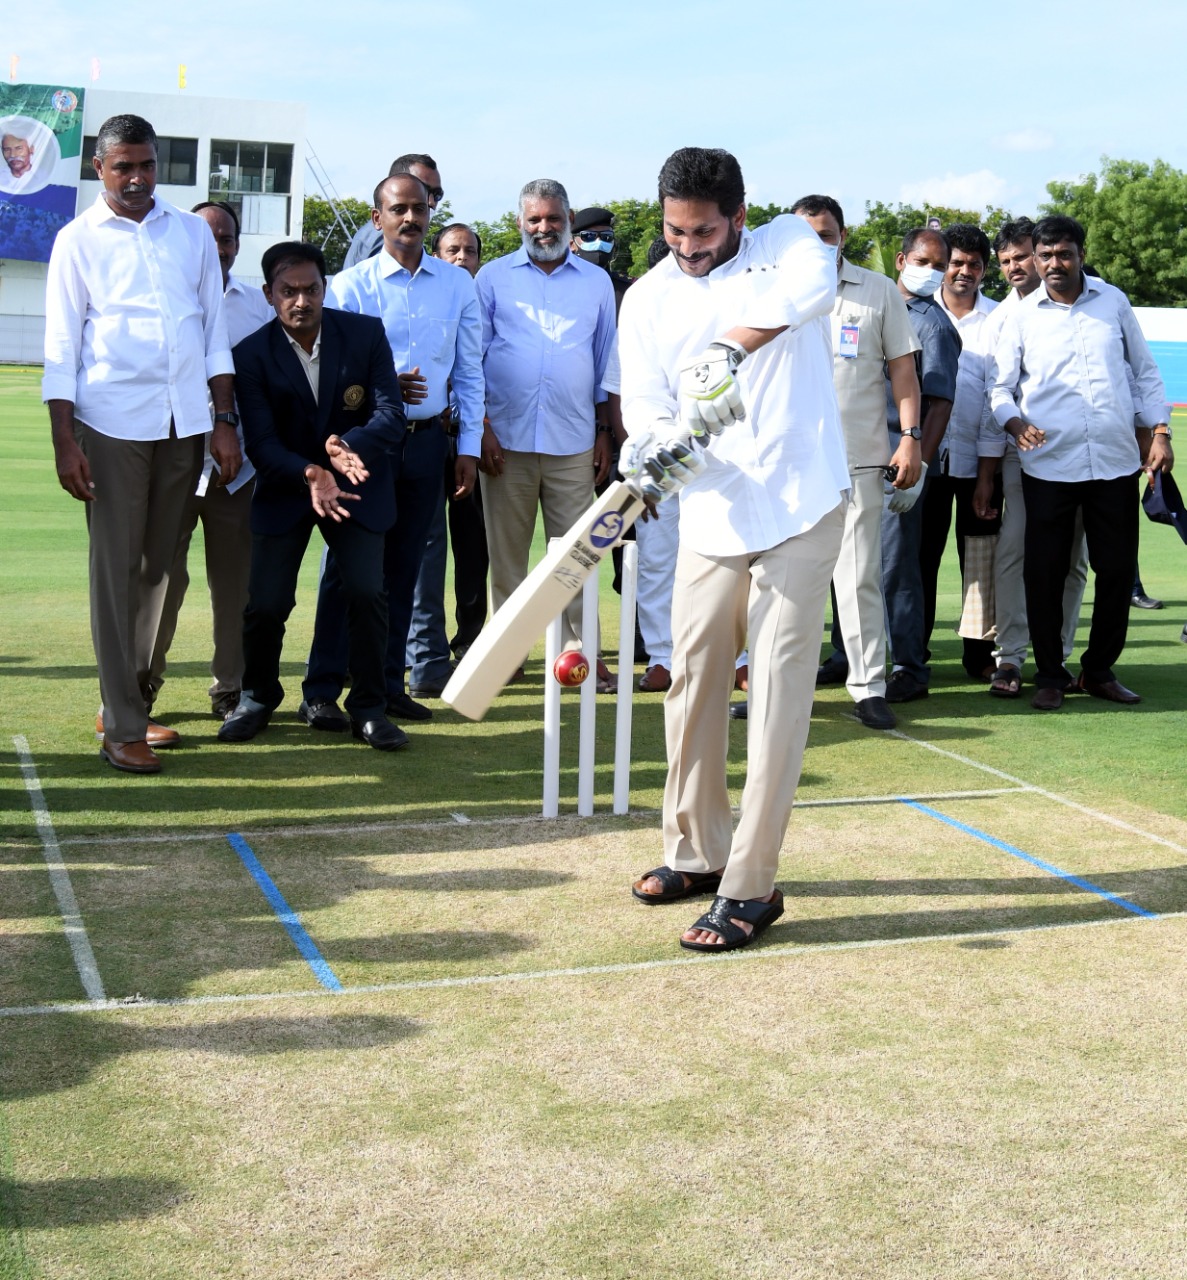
325, 434, 369, 486
305, 463, 361, 522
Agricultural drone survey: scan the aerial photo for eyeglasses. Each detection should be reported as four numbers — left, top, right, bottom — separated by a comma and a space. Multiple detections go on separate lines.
426, 187, 444, 202
575, 229, 615, 244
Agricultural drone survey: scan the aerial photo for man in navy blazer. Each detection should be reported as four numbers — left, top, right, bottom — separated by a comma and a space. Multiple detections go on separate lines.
219, 241, 409, 749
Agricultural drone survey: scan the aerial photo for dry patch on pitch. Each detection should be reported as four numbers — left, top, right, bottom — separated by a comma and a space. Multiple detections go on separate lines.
5, 915, 1187, 1279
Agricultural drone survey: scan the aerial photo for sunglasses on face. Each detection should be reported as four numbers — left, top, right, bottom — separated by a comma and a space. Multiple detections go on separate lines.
575, 229, 615, 244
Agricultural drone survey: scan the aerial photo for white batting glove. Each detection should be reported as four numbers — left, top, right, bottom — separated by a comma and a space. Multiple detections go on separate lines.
678, 339, 747, 436
886, 460, 927, 514
621, 428, 707, 503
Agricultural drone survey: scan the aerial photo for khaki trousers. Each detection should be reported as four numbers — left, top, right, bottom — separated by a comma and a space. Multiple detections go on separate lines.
830, 468, 887, 701
480, 448, 596, 651
663, 502, 845, 902
149, 476, 255, 702
77, 423, 203, 743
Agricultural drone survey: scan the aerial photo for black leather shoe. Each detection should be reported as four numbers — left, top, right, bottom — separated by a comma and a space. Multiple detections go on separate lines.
1031, 686, 1064, 711
816, 654, 849, 686
218, 703, 271, 742
408, 681, 449, 699
1130, 593, 1163, 610
852, 696, 896, 730
728, 700, 748, 720
298, 698, 350, 732
885, 670, 929, 703
387, 691, 433, 722
351, 716, 409, 750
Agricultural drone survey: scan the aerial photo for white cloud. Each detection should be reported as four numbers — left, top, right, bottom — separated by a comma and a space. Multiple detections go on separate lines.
899, 170, 1010, 210
994, 129, 1056, 153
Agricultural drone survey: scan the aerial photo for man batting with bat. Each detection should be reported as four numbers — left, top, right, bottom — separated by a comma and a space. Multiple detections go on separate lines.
618, 146, 851, 952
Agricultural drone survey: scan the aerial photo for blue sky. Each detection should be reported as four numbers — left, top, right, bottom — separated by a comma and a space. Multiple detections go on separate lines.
7, 0, 1186, 225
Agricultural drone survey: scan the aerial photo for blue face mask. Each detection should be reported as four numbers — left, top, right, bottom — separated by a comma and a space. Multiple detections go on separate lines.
579, 238, 613, 256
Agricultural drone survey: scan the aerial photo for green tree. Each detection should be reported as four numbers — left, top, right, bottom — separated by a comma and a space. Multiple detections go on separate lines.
470, 211, 521, 265
302, 195, 371, 274
1041, 156, 1187, 306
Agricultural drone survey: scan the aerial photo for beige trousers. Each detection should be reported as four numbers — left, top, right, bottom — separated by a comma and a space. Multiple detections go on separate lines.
480, 448, 596, 651
663, 502, 845, 902
830, 468, 887, 701
76, 422, 203, 742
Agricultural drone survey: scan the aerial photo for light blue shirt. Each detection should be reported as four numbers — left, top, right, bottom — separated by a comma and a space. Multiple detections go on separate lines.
475, 247, 616, 456
989, 273, 1168, 483
328, 249, 484, 457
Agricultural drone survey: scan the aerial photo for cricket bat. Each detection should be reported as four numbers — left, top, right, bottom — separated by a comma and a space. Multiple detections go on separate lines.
442, 480, 647, 720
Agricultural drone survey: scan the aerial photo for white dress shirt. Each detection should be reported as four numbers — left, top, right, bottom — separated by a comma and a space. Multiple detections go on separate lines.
328, 249, 484, 457
284, 329, 321, 403
936, 288, 997, 478
42, 194, 233, 440
195, 272, 274, 496
976, 289, 1025, 459
989, 273, 1168, 482
617, 214, 848, 557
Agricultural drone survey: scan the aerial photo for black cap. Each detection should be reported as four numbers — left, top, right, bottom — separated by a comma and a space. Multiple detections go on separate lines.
572, 207, 614, 234
1142, 470, 1187, 546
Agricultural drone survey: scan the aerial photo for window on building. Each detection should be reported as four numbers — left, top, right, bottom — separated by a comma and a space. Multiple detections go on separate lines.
209, 140, 294, 236
80, 135, 199, 185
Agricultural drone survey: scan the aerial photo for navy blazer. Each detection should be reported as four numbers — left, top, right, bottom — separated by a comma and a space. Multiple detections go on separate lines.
233, 309, 406, 535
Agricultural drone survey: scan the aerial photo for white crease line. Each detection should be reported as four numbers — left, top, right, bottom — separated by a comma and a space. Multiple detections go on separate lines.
891, 730, 1187, 855
11, 735, 106, 1002
42, 788, 1027, 850
1, 907, 1178, 1021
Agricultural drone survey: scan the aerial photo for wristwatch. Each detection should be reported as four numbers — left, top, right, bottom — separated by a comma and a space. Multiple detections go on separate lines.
900, 426, 922, 441
214, 411, 240, 427
1153, 425, 1173, 440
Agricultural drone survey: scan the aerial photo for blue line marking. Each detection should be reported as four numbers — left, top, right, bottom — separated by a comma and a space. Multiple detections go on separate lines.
900, 801, 1157, 919
226, 833, 344, 990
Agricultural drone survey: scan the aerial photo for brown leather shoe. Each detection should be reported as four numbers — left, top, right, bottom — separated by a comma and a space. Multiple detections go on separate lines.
1031, 686, 1064, 711
1077, 675, 1141, 705
95, 712, 180, 748
638, 664, 671, 692
99, 737, 162, 774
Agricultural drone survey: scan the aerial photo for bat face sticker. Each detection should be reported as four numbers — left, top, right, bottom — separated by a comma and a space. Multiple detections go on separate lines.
589, 512, 624, 548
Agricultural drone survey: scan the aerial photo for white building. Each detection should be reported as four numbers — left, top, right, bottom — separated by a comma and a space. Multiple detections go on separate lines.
0, 86, 306, 363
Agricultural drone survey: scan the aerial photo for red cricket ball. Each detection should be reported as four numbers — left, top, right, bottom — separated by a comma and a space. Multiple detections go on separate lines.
553, 650, 591, 686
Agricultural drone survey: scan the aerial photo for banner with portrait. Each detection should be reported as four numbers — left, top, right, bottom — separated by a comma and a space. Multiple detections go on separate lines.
0, 83, 85, 263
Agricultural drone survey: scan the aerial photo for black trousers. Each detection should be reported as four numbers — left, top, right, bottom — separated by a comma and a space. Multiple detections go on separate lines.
447, 453, 490, 655
1020, 470, 1138, 689
920, 470, 1002, 676
242, 516, 388, 719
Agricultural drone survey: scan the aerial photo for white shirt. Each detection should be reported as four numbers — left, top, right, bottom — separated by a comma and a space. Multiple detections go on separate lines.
42, 194, 233, 440
195, 273, 274, 496
618, 215, 848, 557
976, 289, 1026, 459
989, 273, 1168, 482
284, 329, 321, 403
329, 249, 484, 457
936, 288, 997, 478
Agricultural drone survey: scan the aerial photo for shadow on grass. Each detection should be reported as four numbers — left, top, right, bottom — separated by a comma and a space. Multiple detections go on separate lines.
0, 1174, 188, 1228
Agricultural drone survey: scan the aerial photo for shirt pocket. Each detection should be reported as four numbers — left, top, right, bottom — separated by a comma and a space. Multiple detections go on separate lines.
423, 315, 460, 365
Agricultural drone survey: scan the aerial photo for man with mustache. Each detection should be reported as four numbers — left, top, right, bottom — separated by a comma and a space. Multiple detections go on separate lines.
475, 178, 616, 668
43, 113, 237, 773
301, 172, 483, 735
989, 214, 1172, 710
2, 130, 34, 182
341, 152, 443, 270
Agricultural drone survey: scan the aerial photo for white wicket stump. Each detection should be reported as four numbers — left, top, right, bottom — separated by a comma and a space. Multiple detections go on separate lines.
542, 541, 638, 818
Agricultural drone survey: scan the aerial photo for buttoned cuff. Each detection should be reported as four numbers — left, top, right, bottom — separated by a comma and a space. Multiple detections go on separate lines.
205, 350, 235, 380
456, 424, 482, 458
41, 370, 78, 404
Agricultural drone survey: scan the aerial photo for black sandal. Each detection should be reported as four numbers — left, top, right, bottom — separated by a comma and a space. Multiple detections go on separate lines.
679, 891, 785, 952
631, 865, 723, 905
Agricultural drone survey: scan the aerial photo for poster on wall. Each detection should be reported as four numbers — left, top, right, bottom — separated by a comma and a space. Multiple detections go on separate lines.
0, 83, 86, 264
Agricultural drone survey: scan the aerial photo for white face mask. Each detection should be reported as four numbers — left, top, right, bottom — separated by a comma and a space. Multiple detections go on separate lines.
900, 263, 945, 297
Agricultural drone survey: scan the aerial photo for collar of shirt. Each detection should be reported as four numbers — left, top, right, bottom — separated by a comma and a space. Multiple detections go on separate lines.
509, 245, 579, 275
938, 288, 996, 327
88, 190, 168, 228
377, 247, 438, 281
284, 327, 321, 403
1034, 270, 1104, 311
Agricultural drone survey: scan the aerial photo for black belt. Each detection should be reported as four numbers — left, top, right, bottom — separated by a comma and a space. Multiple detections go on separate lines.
406, 418, 439, 435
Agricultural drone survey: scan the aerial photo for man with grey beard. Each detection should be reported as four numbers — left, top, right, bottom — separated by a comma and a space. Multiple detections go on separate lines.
474, 178, 616, 664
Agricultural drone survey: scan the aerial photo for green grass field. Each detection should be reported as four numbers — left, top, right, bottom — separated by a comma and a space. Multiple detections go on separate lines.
3, 364, 1187, 1278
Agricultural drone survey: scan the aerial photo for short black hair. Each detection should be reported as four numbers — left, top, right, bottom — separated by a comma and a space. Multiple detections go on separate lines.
191, 199, 240, 239
646, 234, 671, 270
791, 194, 845, 231
373, 171, 429, 212
1032, 214, 1085, 252
944, 222, 991, 268
261, 241, 326, 286
658, 147, 745, 220
431, 222, 482, 259
94, 114, 156, 162
389, 152, 438, 178
902, 226, 950, 258
993, 216, 1035, 255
